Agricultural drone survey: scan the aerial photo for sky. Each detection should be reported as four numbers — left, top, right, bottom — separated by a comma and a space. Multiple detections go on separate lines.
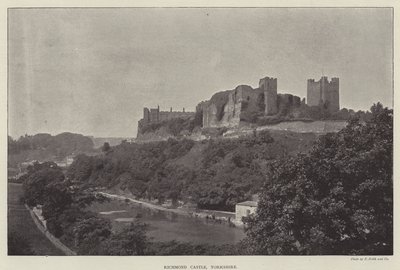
8, 8, 393, 138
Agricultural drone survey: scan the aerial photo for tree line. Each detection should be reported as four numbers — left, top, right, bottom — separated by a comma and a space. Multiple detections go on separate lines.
67, 128, 314, 212
17, 103, 392, 255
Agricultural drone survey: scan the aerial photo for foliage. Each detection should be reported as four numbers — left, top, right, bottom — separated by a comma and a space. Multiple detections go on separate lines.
102, 142, 111, 152
8, 132, 94, 155
73, 216, 112, 255
21, 162, 65, 207
100, 222, 149, 255
20, 160, 152, 255
243, 103, 393, 255
67, 129, 315, 211
139, 117, 201, 136
8, 132, 96, 169
146, 241, 240, 255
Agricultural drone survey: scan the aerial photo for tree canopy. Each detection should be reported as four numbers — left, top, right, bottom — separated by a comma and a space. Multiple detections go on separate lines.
243, 103, 393, 255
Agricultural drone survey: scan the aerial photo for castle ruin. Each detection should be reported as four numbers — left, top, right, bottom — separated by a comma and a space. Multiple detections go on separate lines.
201, 76, 303, 128
137, 74, 340, 132
307, 76, 340, 112
259, 76, 278, 115
141, 106, 195, 125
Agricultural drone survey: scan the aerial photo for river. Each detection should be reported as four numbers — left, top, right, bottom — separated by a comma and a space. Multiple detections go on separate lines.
87, 199, 246, 245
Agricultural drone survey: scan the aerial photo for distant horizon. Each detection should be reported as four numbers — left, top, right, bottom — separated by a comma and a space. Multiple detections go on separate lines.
8, 99, 391, 140
8, 8, 393, 138
8, 131, 132, 140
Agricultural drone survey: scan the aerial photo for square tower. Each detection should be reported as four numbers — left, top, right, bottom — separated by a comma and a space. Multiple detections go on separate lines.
259, 76, 278, 115
307, 76, 340, 112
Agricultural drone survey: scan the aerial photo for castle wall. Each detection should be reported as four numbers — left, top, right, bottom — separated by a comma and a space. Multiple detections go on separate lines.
236, 85, 261, 115
307, 77, 340, 112
141, 107, 195, 125
307, 79, 321, 106
320, 77, 329, 102
159, 111, 195, 122
211, 87, 241, 127
201, 85, 265, 128
278, 94, 301, 109
143, 108, 150, 123
327, 78, 339, 112
149, 74, 339, 131
202, 102, 218, 128
259, 77, 278, 115
149, 108, 159, 123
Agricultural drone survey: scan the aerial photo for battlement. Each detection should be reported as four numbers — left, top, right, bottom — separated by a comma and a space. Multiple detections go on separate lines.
307, 76, 340, 112
259, 76, 278, 115
259, 77, 277, 90
141, 106, 195, 125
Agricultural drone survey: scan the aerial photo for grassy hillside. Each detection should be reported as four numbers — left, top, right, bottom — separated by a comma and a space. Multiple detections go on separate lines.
67, 129, 318, 211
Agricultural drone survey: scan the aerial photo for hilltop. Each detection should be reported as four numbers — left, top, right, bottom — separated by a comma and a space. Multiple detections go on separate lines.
136, 75, 371, 142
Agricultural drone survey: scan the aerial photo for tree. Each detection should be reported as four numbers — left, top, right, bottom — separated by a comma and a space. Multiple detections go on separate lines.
100, 222, 149, 255
73, 216, 112, 255
22, 162, 65, 207
243, 103, 393, 255
102, 142, 111, 153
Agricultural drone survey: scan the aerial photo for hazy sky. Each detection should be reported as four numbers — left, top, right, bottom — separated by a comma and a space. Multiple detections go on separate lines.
8, 8, 393, 138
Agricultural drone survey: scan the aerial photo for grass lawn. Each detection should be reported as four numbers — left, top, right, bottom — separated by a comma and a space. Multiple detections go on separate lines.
8, 183, 64, 255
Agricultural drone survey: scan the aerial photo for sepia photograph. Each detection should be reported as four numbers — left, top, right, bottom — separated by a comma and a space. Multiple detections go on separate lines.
4, 3, 397, 269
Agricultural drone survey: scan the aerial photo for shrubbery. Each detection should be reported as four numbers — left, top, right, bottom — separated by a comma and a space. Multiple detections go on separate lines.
66, 130, 298, 212
243, 103, 392, 255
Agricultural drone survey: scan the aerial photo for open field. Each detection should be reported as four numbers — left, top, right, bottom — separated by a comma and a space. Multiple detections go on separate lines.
7, 183, 64, 255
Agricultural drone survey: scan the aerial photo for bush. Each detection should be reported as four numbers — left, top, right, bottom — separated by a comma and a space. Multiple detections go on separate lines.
244, 103, 393, 255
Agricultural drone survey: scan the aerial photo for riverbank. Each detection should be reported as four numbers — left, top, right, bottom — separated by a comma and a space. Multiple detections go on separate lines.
90, 193, 245, 245
97, 191, 240, 227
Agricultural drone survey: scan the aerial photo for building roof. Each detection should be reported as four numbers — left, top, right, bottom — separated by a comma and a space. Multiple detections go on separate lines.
237, 201, 258, 207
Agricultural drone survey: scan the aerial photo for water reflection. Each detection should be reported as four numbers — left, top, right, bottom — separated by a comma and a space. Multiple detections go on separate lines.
88, 200, 245, 245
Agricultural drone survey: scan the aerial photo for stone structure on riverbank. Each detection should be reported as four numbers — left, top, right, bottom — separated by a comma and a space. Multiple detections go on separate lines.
235, 200, 258, 224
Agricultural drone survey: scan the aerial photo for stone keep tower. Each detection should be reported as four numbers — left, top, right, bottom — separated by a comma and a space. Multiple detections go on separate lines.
259, 76, 278, 115
307, 76, 340, 112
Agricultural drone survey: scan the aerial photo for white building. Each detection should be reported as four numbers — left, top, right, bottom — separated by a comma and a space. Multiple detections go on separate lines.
235, 200, 258, 224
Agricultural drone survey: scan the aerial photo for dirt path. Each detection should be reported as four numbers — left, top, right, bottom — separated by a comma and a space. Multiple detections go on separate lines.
97, 192, 190, 215
97, 191, 237, 224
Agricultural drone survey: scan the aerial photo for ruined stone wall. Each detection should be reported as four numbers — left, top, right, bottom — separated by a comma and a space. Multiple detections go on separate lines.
159, 111, 195, 121
278, 94, 301, 109
307, 76, 340, 112
149, 108, 159, 123
141, 107, 195, 125
307, 79, 321, 106
143, 108, 150, 123
201, 76, 306, 128
259, 77, 278, 115
201, 85, 267, 128
236, 85, 262, 117
202, 88, 241, 128
327, 78, 340, 112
